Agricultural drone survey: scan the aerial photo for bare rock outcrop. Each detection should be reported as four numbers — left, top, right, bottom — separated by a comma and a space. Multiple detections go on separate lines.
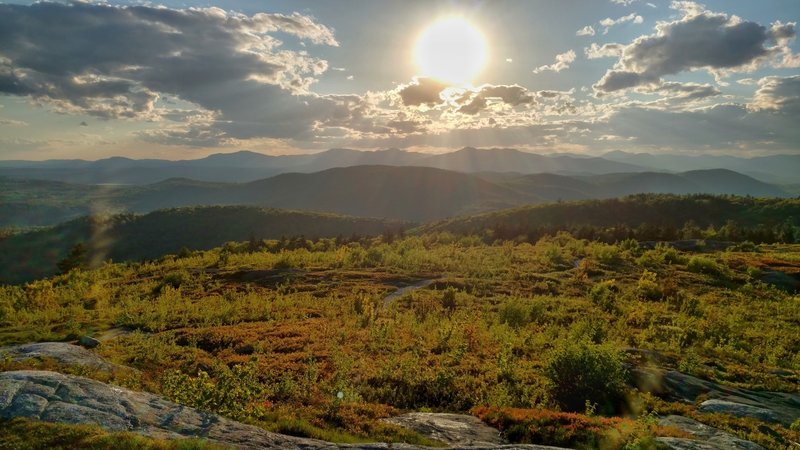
631, 365, 800, 426
382, 413, 507, 446
0, 342, 126, 373
657, 415, 765, 450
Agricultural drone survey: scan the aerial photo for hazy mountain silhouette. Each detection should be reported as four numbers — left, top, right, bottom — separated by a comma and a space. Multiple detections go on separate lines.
2, 165, 789, 227
0, 147, 645, 184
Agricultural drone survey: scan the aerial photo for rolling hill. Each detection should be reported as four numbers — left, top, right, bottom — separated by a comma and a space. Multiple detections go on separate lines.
422, 194, 800, 237
0, 206, 405, 284
602, 151, 800, 184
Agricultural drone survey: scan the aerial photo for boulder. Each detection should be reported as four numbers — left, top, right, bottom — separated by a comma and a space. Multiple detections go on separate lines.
657, 415, 764, 450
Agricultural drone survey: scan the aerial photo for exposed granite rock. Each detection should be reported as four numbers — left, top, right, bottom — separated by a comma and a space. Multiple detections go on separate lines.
630, 366, 800, 426
657, 415, 764, 450
0, 371, 565, 449
0, 342, 125, 373
0, 370, 347, 449
383, 413, 506, 446
697, 399, 781, 423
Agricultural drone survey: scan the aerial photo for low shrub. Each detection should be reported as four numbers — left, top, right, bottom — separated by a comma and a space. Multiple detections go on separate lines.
543, 341, 627, 415
687, 256, 721, 275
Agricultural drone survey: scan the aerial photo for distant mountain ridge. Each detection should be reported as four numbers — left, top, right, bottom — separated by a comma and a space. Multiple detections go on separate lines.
601, 151, 800, 184
0, 147, 648, 184
1, 165, 790, 228
4, 147, 798, 185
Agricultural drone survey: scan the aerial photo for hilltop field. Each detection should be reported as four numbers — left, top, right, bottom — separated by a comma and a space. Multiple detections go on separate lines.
1, 223, 799, 448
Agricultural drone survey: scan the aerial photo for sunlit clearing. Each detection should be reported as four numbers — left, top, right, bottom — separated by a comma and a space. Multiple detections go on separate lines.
415, 17, 487, 86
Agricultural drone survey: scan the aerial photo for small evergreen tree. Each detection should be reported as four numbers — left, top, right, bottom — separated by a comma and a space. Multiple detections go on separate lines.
57, 243, 88, 274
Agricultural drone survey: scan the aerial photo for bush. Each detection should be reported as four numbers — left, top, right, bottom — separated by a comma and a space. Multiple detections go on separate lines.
498, 299, 530, 329
590, 243, 622, 266
440, 287, 457, 312
687, 256, 720, 275
160, 361, 266, 421
473, 406, 662, 450
589, 280, 617, 313
543, 341, 627, 415
636, 270, 662, 301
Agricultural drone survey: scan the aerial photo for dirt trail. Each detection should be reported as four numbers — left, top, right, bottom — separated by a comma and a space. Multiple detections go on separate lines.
382, 278, 436, 308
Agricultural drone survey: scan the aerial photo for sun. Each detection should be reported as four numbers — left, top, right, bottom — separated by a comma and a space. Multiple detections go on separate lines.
415, 17, 487, 86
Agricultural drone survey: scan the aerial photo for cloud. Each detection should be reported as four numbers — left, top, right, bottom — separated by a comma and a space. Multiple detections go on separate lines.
601, 102, 800, 151
585, 43, 624, 59
749, 76, 800, 113
0, 1, 339, 141
0, 118, 27, 126
533, 50, 576, 74
397, 78, 448, 106
456, 85, 535, 115
599, 13, 644, 34
577, 26, 596, 37
656, 82, 721, 102
595, 2, 798, 93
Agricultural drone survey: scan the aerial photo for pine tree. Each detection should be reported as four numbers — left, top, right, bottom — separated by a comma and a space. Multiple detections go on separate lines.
57, 243, 88, 274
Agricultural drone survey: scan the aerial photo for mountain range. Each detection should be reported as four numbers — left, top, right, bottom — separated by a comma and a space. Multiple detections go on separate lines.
2, 147, 798, 185
0, 147, 646, 184
1, 165, 790, 227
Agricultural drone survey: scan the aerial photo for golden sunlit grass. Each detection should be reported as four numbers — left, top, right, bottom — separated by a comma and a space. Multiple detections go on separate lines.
1, 234, 799, 448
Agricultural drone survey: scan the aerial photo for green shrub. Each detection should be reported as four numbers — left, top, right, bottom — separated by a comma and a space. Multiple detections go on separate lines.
589, 280, 617, 313
440, 288, 457, 312
590, 244, 622, 266
273, 253, 294, 270
160, 361, 266, 421
636, 270, 662, 300
498, 299, 530, 329
569, 317, 608, 345
687, 256, 720, 275
543, 341, 627, 415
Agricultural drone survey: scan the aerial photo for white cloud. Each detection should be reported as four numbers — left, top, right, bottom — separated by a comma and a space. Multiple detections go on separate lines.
599, 13, 644, 34
595, 2, 797, 93
585, 43, 624, 59
533, 50, 576, 74
749, 76, 800, 113
577, 26, 596, 37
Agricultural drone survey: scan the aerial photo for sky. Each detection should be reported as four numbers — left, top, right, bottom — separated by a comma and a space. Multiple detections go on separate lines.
0, 0, 798, 160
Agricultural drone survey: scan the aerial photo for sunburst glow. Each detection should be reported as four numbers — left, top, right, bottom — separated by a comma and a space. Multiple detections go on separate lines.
415, 17, 487, 85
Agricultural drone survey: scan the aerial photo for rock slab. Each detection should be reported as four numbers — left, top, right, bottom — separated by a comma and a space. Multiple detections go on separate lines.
0, 370, 337, 449
697, 399, 781, 423
383, 412, 507, 446
657, 415, 764, 450
631, 367, 800, 426
0, 342, 124, 373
